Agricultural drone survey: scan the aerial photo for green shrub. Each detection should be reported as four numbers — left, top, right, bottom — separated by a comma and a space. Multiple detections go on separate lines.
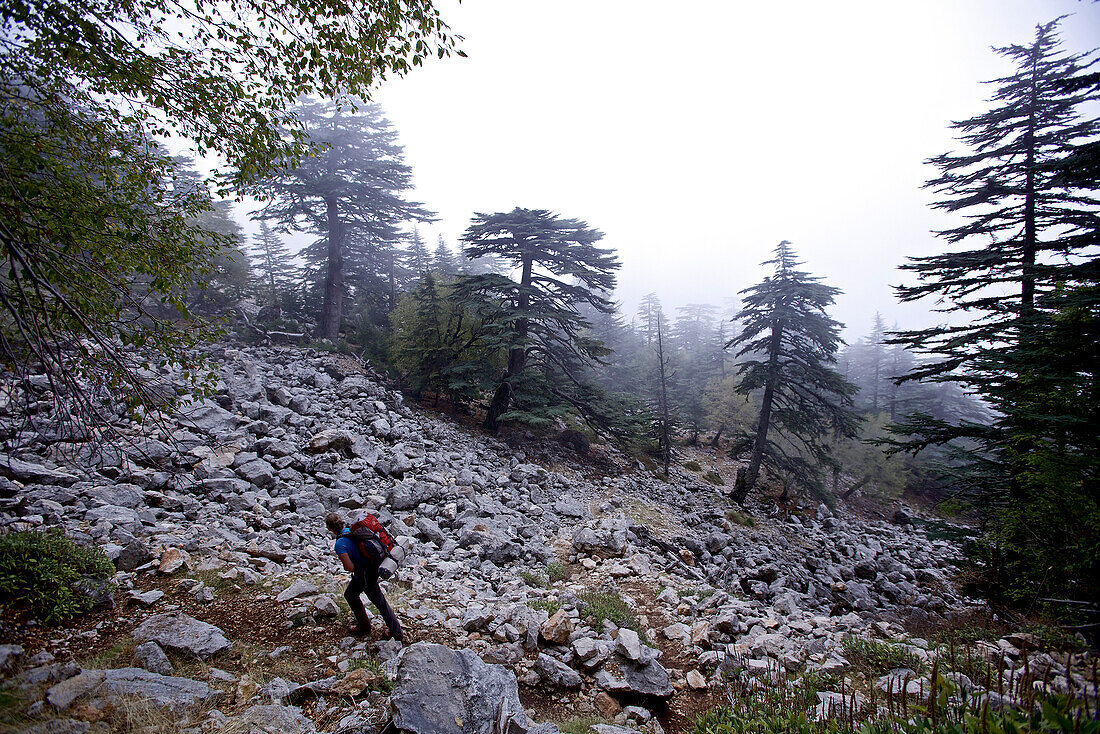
559, 718, 603, 734
0, 530, 115, 624
726, 508, 755, 527
704, 470, 725, 486
1023, 624, 1087, 653
579, 590, 637, 631
529, 598, 561, 616
683, 460, 703, 472
519, 570, 549, 588
546, 561, 567, 583
841, 636, 926, 676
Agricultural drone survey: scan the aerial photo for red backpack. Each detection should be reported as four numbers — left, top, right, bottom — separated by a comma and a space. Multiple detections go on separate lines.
349, 513, 396, 558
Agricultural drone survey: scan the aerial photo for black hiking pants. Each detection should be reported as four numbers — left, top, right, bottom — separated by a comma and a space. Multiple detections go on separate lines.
345, 542, 402, 641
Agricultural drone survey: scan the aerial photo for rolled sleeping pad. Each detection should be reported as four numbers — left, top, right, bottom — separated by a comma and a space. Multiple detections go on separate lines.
379, 543, 406, 579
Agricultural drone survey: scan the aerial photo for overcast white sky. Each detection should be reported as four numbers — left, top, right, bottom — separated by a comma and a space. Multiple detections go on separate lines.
249, 1, 1100, 341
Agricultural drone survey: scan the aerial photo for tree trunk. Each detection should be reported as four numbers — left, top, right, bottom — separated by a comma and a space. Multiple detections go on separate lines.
1010, 47, 1040, 504
318, 195, 344, 341
656, 312, 671, 476
484, 248, 533, 432
709, 424, 725, 449
734, 318, 784, 504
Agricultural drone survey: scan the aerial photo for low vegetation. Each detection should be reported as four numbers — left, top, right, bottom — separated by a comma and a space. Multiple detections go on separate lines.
690, 657, 1098, 734
725, 508, 756, 527
546, 562, 567, 583
579, 589, 638, 632
841, 637, 927, 676
528, 598, 561, 616
520, 570, 549, 588
0, 530, 115, 624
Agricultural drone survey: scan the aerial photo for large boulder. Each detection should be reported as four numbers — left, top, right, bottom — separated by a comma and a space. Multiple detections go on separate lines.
595, 654, 673, 700
175, 400, 239, 435
388, 642, 542, 733
0, 455, 78, 486
534, 653, 582, 689
307, 429, 356, 454
572, 518, 630, 557
47, 668, 219, 710
115, 539, 154, 572
132, 612, 232, 659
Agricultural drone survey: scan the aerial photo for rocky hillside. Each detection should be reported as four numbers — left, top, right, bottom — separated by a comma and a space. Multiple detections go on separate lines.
0, 344, 1023, 734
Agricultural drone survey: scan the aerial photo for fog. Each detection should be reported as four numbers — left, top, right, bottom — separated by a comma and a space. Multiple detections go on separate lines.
356, 0, 1099, 341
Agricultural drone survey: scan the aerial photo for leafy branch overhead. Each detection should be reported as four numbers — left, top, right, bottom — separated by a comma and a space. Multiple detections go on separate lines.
4, 0, 460, 185
0, 0, 455, 426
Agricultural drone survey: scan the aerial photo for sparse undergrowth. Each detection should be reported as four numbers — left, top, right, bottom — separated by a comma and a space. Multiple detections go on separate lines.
520, 570, 549, 588
558, 716, 608, 734
347, 656, 393, 694
0, 529, 116, 624
842, 637, 927, 676
690, 659, 1099, 734
529, 598, 562, 616
546, 561, 567, 583
579, 589, 638, 632
725, 508, 755, 527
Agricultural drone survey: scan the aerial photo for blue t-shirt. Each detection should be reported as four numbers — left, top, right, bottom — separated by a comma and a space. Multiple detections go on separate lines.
334, 529, 366, 569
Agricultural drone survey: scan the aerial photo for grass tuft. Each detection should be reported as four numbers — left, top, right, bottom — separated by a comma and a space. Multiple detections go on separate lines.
546, 561, 567, 583
842, 636, 927, 676
519, 570, 549, 588
579, 589, 637, 632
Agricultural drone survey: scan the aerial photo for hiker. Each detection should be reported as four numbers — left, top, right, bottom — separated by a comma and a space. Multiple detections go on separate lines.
325, 511, 404, 641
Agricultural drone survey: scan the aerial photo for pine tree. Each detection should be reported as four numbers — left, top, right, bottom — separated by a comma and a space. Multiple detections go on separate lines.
406, 226, 431, 277
728, 241, 860, 504
456, 207, 619, 432
251, 220, 295, 311
253, 98, 431, 341
890, 19, 1099, 602
635, 293, 663, 346
672, 303, 724, 444
434, 235, 458, 276
653, 312, 675, 475
843, 312, 890, 414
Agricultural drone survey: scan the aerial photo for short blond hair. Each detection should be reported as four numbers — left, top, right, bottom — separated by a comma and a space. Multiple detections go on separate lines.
324, 512, 344, 534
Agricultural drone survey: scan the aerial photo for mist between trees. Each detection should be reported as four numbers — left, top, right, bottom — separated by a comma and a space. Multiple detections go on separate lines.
1, 0, 1095, 614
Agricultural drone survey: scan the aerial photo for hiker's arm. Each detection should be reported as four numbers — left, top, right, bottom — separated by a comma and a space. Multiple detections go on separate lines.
338, 552, 355, 572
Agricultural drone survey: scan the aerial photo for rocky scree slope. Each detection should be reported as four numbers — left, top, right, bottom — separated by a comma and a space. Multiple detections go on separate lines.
0, 345, 990, 733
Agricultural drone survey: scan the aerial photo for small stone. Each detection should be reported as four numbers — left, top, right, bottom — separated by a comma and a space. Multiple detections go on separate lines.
133, 642, 173, 676
129, 589, 165, 606
157, 548, 190, 575
686, 669, 707, 690
595, 691, 623, 718
540, 610, 573, 645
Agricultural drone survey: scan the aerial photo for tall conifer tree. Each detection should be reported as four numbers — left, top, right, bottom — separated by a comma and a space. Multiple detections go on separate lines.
457, 207, 619, 432
891, 19, 1099, 601
253, 98, 430, 340
728, 241, 859, 504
